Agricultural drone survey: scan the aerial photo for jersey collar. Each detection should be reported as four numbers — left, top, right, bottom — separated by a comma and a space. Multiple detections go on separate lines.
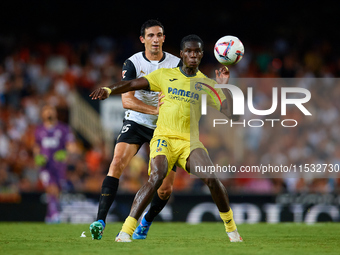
142, 51, 166, 63
179, 66, 198, 77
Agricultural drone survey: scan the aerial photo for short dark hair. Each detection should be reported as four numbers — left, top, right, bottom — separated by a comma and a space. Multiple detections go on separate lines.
180, 34, 204, 50
140, 19, 165, 37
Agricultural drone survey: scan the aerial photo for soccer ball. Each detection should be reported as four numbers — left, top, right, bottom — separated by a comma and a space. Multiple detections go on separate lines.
214, 35, 244, 65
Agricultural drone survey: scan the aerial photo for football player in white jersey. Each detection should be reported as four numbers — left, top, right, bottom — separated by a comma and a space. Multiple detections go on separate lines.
90, 20, 181, 240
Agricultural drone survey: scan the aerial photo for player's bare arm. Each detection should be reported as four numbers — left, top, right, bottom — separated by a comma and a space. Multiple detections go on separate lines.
215, 67, 239, 121
156, 92, 164, 114
89, 77, 149, 100
122, 91, 164, 115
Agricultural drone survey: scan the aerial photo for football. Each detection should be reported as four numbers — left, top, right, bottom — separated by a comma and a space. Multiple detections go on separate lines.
214, 35, 244, 65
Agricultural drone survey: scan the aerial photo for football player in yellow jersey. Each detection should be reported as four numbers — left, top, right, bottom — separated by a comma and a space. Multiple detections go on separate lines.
90, 34, 243, 242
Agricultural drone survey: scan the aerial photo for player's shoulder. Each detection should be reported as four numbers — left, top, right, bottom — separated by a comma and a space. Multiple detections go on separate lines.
127, 51, 144, 62
122, 53, 143, 80
122, 52, 146, 68
56, 122, 71, 131
194, 71, 218, 86
128, 51, 179, 63
145, 67, 179, 82
166, 66, 181, 74
196, 70, 209, 78
162, 52, 181, 67
163, 51, 180, 61
155, 66, 180, 76
35, 124, 44, 133
35, 123, 43, 129
197, 71, 215, 81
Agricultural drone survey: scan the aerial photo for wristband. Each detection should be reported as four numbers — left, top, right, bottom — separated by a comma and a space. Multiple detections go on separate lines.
103, 87, 112, 95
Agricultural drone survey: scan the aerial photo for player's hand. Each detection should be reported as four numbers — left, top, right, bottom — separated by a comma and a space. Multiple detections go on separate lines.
215, 66, 230, 84
34, 154, 47, 166
89, 87, 110, 100
154, 92, 165, 115
53, 150, 67, 162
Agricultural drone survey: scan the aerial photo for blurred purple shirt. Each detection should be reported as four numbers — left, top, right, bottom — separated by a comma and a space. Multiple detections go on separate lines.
35, 122, 74, 186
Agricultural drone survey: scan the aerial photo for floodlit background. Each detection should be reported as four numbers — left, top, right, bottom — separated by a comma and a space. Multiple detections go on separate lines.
0, 0, 339, 223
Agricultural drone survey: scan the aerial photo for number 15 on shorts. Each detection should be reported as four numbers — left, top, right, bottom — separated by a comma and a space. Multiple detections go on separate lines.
156, 139, 167, 152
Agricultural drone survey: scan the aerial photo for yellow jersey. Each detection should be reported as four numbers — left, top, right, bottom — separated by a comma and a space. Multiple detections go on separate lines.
144, 67, 226, 142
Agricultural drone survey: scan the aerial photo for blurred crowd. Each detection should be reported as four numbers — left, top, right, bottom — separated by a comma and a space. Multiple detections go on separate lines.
0, 34, 339, 196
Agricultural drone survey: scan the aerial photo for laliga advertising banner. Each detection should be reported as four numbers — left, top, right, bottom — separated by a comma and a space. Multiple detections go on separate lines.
58, 193, 340, 224
2, 193, 339, 223
189, 78, 340, 183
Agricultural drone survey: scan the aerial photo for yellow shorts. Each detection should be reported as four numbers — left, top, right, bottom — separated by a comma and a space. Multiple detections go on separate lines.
148, 136, 208, 176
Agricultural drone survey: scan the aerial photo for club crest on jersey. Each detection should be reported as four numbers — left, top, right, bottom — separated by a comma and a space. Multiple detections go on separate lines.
195, 82, 203, 91
156, 147, 162, 152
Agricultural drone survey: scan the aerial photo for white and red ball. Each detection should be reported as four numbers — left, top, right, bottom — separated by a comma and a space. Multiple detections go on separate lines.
214, 35, 244, 65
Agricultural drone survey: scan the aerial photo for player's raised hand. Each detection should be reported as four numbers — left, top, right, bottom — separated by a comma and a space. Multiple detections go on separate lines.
215, 66, 230, 84
89, 87, 111, 100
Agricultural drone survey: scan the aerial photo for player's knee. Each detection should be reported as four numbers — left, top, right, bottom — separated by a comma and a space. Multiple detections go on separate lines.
108, 156, 126, 177
148, 173, 166, 192
158, 186, 173, 200
148, 177, 163, 191
148, 156, 168, 191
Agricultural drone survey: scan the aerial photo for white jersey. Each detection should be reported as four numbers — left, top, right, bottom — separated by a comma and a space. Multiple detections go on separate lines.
122, 51, 180, 129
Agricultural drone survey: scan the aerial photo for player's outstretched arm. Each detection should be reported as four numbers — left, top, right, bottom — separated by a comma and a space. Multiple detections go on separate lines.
89, 77, 149, 100
220, 93, 239, 121
121, 91, 164, 115
215, 67, 239, 121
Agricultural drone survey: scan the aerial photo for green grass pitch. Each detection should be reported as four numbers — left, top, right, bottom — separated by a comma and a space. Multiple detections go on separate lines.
0, 222, 339, 255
